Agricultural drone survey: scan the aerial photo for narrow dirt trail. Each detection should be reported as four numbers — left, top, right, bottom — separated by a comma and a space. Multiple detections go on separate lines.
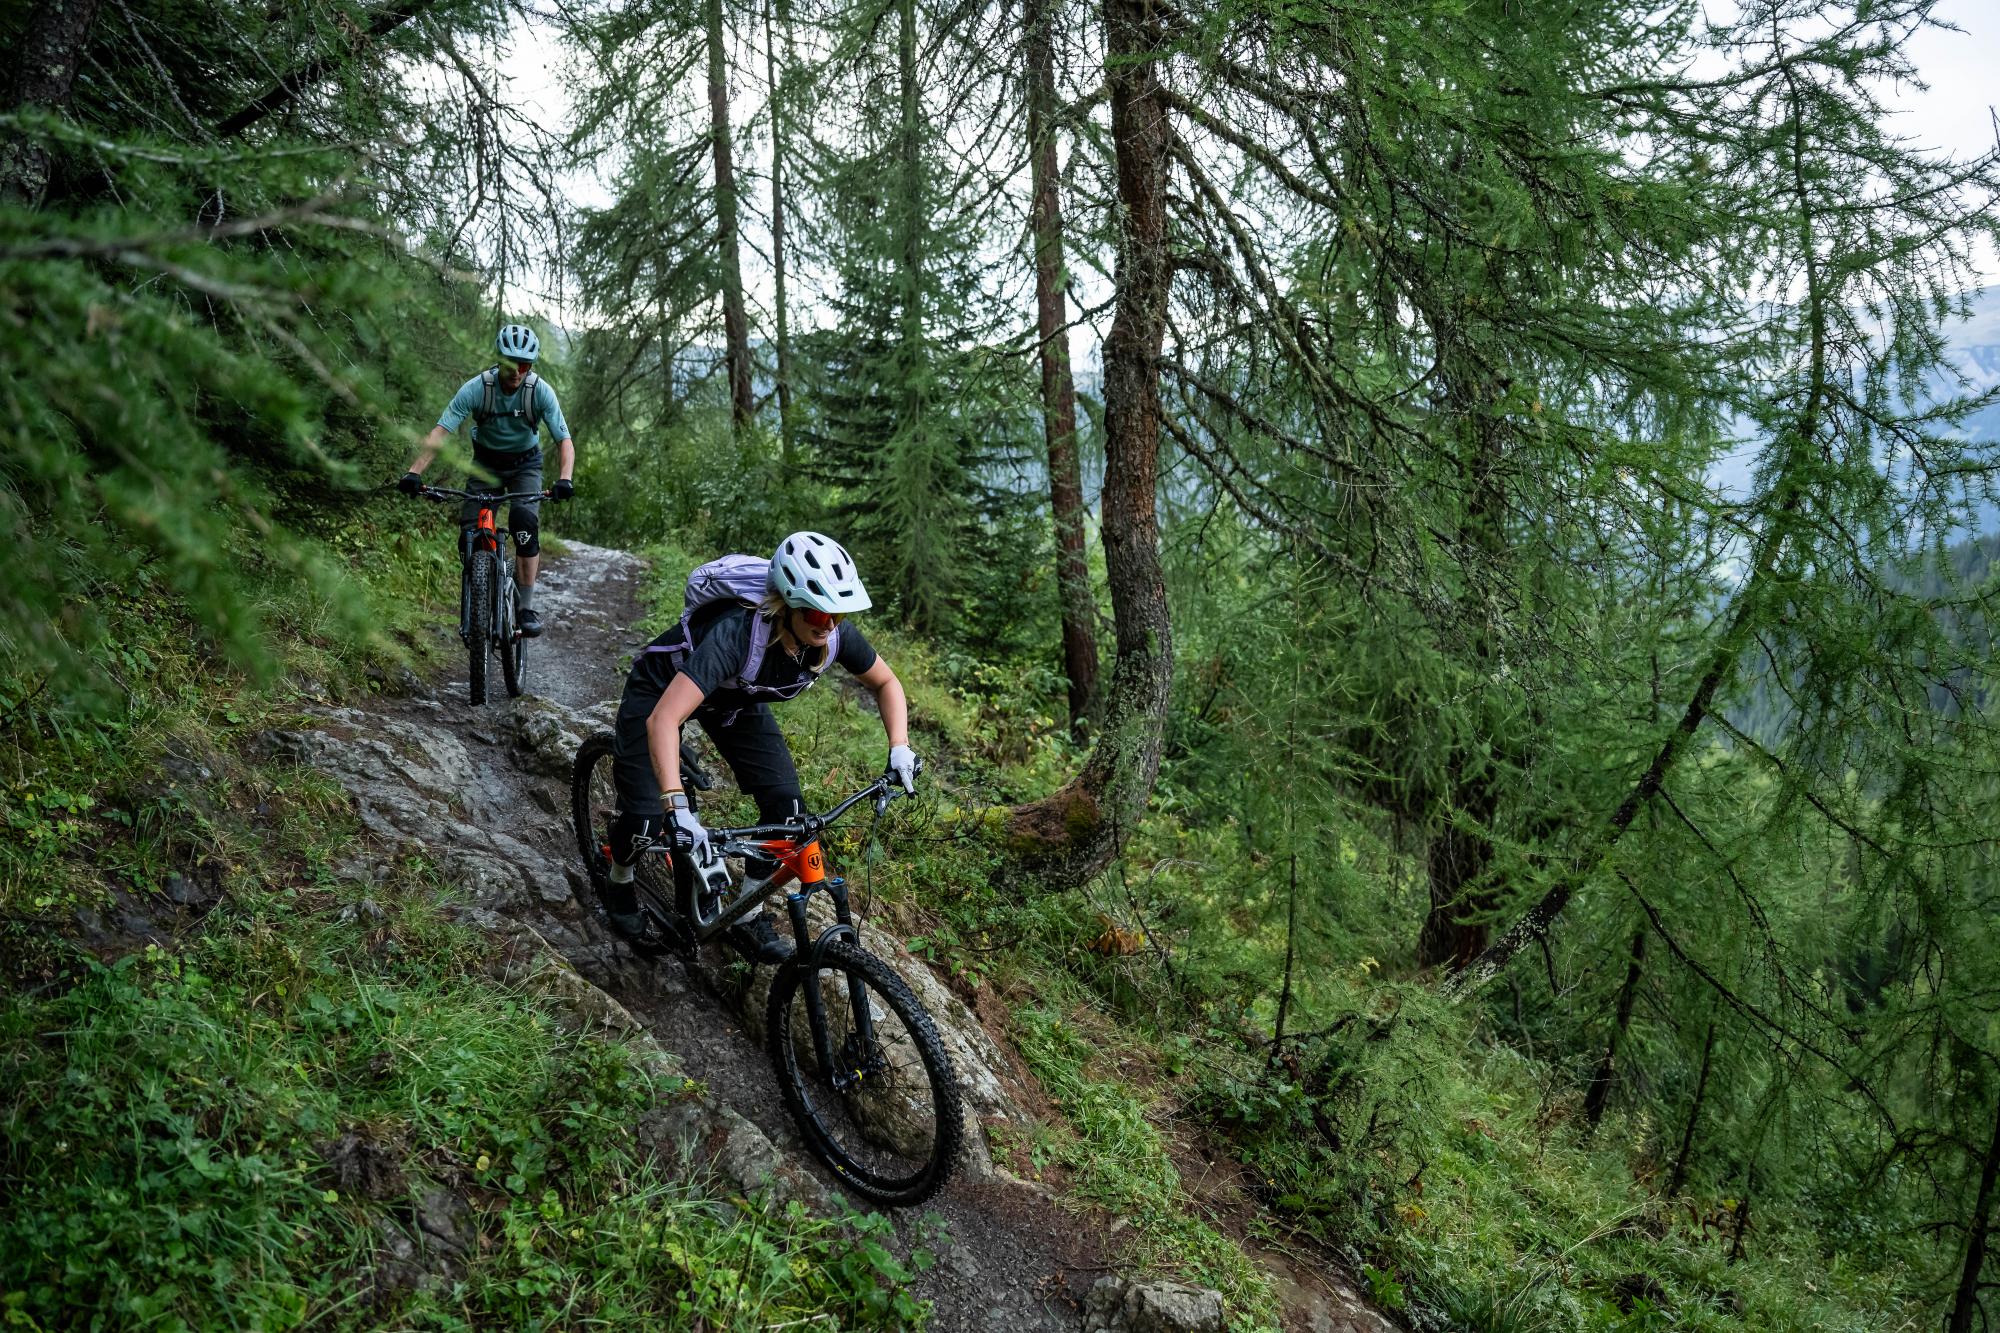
273, 542, 1107, 1331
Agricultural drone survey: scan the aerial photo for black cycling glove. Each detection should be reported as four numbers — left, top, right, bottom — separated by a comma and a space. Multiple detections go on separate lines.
551, 478, 574, 502
397, 471, 423, 496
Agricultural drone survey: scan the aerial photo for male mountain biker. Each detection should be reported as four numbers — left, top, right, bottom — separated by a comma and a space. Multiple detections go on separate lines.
600, 532, 920, 963
397, 324, 575, 637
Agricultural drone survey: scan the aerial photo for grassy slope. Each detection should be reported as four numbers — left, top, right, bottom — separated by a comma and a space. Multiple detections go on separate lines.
2, 525, 1926, 1332
732, 525, 1928, 1333
0, 536, 931, 1330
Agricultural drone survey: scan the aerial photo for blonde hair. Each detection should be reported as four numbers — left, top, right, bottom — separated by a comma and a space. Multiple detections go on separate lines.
757, 591, 829, 667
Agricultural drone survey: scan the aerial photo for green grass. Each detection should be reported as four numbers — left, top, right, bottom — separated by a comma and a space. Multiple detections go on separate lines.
0, 524, 937, 1330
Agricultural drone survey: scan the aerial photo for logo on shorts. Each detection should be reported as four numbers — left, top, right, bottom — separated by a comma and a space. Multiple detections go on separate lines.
515, 530, 533, 549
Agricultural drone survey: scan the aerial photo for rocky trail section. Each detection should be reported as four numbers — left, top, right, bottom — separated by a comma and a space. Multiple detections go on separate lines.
261, 541, 1395, 1333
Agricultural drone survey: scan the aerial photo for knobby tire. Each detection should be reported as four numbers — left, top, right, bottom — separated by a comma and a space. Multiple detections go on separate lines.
767, 942, 963, 1206
498, 559, 526, 698
570, 732, 674, 950
466, 550, 494, 706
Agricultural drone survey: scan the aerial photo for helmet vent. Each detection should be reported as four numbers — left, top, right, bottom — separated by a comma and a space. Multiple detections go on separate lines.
807, 579, 827, 597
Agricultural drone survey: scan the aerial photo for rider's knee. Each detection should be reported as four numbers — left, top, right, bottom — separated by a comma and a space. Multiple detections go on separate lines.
610, 811, 658, 866
512, 509, 541, 558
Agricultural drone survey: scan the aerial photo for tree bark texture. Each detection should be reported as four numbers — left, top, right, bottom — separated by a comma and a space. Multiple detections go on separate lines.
0, 0, 107, 208
706, 0, 754, 432
1583, 928, 1647, 1129
1946, 1092, 2000, 1333
896, 0, 923, 384
1025, 0, 1098, 737
1005, 0, 1172, 884
1417, 772, 1500, 970
764, 0, 795, 462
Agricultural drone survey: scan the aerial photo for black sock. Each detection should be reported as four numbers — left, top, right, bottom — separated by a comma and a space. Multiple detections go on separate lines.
601, 882, 637, 915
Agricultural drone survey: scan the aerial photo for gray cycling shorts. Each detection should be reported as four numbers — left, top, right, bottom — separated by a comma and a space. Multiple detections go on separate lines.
462, 451, 542, 555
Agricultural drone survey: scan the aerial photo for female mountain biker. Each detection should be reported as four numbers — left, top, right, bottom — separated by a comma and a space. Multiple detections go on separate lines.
599, 531, 919, 961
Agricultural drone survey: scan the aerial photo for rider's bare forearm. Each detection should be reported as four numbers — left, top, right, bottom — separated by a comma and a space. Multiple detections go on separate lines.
405, 424, 449, 475
555, 437, 575, 482
646, 675, 706, 797
874, 672, 909, 749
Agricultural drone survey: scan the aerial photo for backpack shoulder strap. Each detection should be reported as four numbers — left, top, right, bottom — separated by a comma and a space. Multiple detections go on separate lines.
735, 613, 774, 688
521, 371, 541, 433
477, 367, 499, 421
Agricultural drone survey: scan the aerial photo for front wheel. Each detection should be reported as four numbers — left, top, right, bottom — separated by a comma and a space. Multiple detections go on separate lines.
498, 565, 526, 698
767, 942, 963, 1205
465, 550, 494, 706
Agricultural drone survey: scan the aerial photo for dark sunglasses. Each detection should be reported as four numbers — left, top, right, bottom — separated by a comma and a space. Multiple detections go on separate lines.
504, 358, 533, 373
798, 607, 845, 629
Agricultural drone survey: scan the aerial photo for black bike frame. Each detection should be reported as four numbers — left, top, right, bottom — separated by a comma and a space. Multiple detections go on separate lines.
652, 777, 908, 1086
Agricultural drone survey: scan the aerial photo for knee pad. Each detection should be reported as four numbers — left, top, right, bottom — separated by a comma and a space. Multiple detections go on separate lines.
610, 811, 658, 866
511, 508, 541, 558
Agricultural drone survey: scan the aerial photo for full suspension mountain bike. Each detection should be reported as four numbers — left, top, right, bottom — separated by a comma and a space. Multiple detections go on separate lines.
570, 732, 964, 1206
417, 485, 546, 705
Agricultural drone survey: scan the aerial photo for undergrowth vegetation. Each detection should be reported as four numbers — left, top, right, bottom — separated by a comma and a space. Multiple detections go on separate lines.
0, 512, 934, 1328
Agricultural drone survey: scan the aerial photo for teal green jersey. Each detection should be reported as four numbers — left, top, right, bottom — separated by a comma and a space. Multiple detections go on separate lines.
437, 371, 571, 454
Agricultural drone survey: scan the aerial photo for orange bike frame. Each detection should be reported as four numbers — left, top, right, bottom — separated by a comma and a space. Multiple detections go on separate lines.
753, 838, 828, 891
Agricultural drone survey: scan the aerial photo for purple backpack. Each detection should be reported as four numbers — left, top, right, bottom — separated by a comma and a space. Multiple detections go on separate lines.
645, 554, 841, 702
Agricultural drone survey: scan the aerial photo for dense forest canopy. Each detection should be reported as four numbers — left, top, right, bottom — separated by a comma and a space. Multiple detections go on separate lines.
6, 0, 2000, 1327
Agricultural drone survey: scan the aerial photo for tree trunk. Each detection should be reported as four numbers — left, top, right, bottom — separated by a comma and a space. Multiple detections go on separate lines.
707, 0, 754, 433
1414, 328, 1506, 970
1005, 0, 1173, 884
1666, 1022, 1715, 1198
1416, 774, 1500, 970
1583, 928, 1647, 1129
0, 0, 107, 208
1025, 0, 1097, 737
764, 0, 795, 463
897, 0, 923, 381
1946, 1091, 2000, 1333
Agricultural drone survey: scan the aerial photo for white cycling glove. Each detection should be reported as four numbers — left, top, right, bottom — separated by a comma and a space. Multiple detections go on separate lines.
888, 744, 920, 795
671, 803, 731, 892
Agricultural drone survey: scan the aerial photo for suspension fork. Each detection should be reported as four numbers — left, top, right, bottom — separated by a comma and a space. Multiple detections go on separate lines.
457, 505, 499, 640
785, 876, 877, 1089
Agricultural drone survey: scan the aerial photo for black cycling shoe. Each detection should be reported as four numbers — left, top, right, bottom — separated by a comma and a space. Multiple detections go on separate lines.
606, 906, 668, 953
518, 606, 544, 638
723, 913, 795, 965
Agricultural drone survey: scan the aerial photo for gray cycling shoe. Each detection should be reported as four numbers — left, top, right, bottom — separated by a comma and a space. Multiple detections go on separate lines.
724, 913, 795, 965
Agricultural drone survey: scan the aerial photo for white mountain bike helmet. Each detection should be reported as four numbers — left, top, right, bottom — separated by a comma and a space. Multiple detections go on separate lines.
496, 324, 540, 362
769, 531, 872, 614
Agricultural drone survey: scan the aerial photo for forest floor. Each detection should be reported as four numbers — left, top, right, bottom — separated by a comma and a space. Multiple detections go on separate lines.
259, 539, 1397, 1332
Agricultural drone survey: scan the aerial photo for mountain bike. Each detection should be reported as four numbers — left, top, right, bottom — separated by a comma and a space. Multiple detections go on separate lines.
417, 486, 546, 705
570, 731, 964, 1206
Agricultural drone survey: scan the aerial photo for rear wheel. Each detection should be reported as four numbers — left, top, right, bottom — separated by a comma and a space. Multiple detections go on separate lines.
570, 732, 674, 946
465, 551, 494, 706
766, 942, 963, 1205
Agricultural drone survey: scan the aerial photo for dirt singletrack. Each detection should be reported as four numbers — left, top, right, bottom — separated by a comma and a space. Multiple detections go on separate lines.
273, 541, 1107, 1331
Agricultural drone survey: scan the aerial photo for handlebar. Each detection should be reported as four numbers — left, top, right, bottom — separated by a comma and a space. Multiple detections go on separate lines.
415, 485, 551, 503
706, 774, 910, 849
